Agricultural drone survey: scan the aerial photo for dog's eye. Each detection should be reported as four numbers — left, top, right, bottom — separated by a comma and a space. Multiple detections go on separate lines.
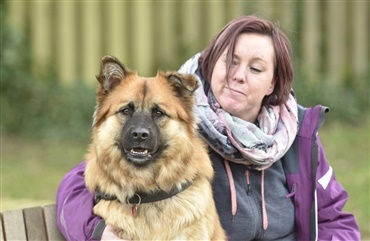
120, 108, 132, 115
153, 110, 164, 117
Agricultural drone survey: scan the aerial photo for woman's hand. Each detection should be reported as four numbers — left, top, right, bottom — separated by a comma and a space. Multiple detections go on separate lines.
101, 225, 128, 240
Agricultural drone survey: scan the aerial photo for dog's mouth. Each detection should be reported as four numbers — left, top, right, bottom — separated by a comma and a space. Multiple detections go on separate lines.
123, 147, 158, 166
130, 148, 150, 157
128, 148, 153, 158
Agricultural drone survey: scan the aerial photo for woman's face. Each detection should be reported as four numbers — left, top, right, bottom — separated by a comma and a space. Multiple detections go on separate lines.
210, 33, 275, 122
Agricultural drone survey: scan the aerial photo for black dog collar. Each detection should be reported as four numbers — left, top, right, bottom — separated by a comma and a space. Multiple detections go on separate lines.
94, 181, 193, 205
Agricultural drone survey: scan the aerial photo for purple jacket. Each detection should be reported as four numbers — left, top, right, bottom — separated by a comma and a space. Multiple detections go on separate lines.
56, 105, 360, 240
284, 105, 360, 240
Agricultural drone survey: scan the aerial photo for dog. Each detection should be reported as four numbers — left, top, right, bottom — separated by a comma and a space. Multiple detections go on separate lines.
84, 55, 226, 240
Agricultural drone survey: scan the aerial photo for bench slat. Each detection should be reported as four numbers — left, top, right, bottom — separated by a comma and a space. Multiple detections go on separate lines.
23, 206, 48, 241
2, 209, 27, 241
1, 213, 4, 241
43, 204, 65, 240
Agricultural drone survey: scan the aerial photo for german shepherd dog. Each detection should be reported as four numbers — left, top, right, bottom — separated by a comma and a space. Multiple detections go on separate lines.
84, 55, 226, 240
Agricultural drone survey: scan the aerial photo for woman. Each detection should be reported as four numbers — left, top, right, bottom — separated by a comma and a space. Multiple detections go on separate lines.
56, 15, 360, 240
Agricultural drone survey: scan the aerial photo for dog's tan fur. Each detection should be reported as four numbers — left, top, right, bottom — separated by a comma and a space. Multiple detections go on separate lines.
84, 55, 226, 240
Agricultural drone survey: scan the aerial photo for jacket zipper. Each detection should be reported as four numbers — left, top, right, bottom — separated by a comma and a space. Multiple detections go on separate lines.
246, 170, 252, 195
285, 183, 296, 198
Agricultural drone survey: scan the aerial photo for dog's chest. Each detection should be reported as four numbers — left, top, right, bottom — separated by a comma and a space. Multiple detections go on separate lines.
95, 198, 210, 240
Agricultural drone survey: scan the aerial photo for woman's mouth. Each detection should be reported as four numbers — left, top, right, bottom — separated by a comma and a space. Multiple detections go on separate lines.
225, 86, 246, 96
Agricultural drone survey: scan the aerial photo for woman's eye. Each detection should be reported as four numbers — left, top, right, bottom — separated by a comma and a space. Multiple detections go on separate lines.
231, 61, 239, 66
251, 67, 262, 73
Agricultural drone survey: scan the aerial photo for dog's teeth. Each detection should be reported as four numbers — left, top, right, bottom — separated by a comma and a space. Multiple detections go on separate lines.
130, 149, 149, 155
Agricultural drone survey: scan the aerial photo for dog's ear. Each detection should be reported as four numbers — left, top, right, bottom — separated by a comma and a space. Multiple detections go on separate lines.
165, 72, 199, 97
97, 55, 129, 93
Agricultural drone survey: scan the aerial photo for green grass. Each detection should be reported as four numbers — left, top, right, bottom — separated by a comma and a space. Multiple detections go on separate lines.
1, 135, 89, 202
1, 119, 369, 239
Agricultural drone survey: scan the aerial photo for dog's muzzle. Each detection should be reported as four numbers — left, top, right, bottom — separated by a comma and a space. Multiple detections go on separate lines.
121, 112, 161, 165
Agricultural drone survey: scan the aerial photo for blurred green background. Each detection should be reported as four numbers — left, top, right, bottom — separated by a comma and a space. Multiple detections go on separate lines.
1, 1, 369, 239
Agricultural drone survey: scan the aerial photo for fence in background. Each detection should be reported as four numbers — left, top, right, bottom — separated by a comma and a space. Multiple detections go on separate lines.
4, 1, 369, 88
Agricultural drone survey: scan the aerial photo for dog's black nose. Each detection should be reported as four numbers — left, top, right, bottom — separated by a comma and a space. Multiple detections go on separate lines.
131, 127, 149, 141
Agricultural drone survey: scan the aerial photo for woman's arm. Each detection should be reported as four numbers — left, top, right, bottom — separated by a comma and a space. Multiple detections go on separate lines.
315, 136, 361, 240
56, 161, 106, 240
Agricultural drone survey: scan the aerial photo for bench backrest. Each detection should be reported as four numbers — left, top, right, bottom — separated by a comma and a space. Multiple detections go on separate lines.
1, 204, 65, 241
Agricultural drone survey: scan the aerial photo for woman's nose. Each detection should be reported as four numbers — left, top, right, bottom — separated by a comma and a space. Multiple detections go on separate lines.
232, 66, 246, 83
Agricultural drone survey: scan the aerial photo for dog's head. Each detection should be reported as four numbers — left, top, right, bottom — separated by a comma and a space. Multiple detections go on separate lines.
92, 55, 199, 167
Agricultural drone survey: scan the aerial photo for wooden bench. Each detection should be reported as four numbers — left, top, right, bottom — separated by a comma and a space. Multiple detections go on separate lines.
0, 204, 65, 241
